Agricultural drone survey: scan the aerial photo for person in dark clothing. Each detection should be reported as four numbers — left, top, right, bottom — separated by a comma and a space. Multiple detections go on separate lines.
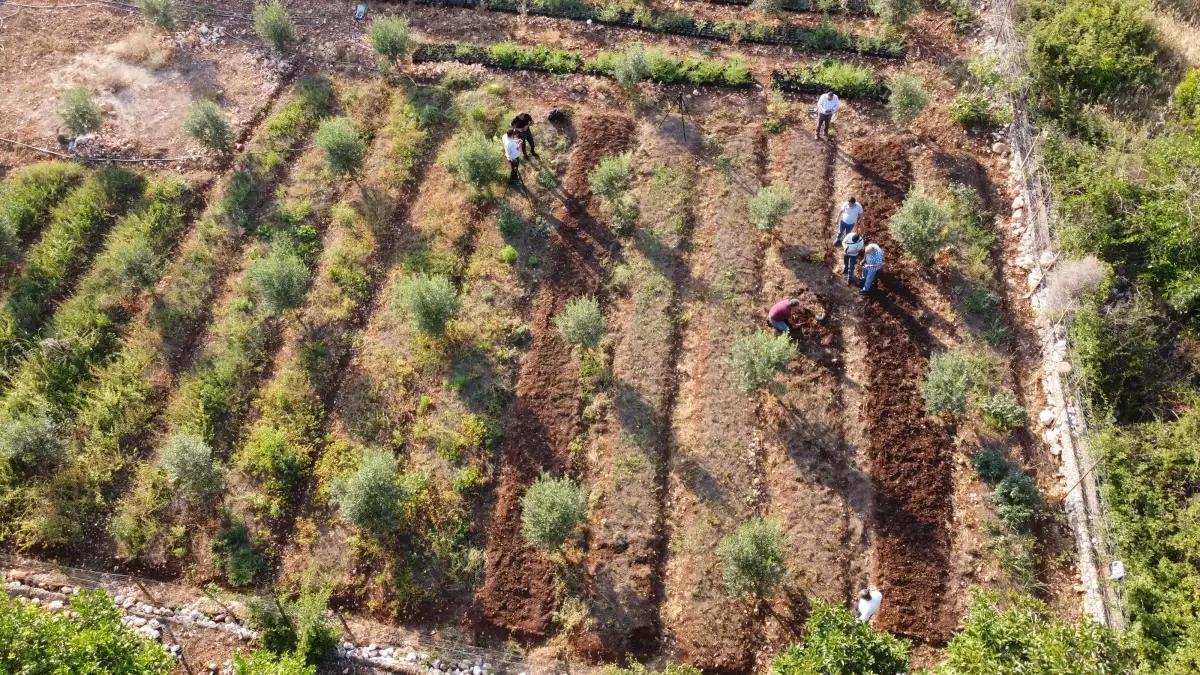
511, 112, 539, 159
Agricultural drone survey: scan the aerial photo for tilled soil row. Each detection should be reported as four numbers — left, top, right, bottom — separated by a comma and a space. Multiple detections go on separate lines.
573, 117, 700, 660
661, 117, 765, 672
837, 136, 954, 644
754, 129, 871, 662
477, 114, 635, 638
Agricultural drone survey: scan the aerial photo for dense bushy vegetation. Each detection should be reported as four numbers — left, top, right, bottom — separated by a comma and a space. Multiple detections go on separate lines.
773, 59, 887, 99
0, 588, 174, 674
771, 600, 910, 674
247, 589, 340, 665
0, 162, 84, 267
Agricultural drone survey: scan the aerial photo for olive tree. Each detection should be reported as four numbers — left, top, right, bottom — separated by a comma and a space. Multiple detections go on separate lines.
368, 16, 412, 69
316, 117, 366, 180
749, 184, 793, 233
59, 86, 103, 136
392, 273, 461, 336
521, 474, 586, 553
330, 449, 406, 537
161, 433, 224, 503
717, 517, 787, 599
253, 0, 296, 53
183, 100, 234, 154
730, 331, 797, 394
250, 248, 311, 328
555, 297, 604, 350
887, 75, 930, 127
889, 188, 950, 265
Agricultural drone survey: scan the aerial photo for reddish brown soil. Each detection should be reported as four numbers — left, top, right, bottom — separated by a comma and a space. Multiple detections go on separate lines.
839, 136, 955, 645
476, 114, 634, 638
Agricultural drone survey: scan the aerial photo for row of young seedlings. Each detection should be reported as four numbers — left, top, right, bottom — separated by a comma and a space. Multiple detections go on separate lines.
411, 0, 904, 57
0, 80, 331, 552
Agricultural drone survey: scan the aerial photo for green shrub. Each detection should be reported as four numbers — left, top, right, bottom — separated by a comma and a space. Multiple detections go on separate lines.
59, 86, 103, 136
751, 0, 784, 12
887, 75, 929, 126
295, 77, 334, 118
978, 391, 1027, 432
138, 0, 175, 30
935, 590, 1133, 674
253, 0, 296, 52
111, 463, 170, 560
1174, 68, 1200, 127
589, 154, 634, 201
161, 432, 224, 502
961, 286, 999, 314
250, 248, 311, 318
368, 16, 412, 68
520, 473, 587, 552
730, 331, 797, 394
868, 0, 920, 26
1024, 0, 1157, 105
772, 599, 911, 674
234, 650, 316, 675
0, 162, 84, 250
444, 132, 506, 198
497, 245, 519, 265
612, 43, 650, 91
554, 297, 604, 349
1072, 293, 1162, 422
971, 446, 1010, 483
235, 426, 304, 518
0, 407, 63, 474
717, 517, 787, 599
496, 204, 525, 236
807, 60, 883, 98
247, 590, 340, 665
921, 350, 979, 415
993, 470, 1040, 531
316, 117, 366, 179
949, 92, 1007, 126
110, 236, 160, 290
749, 184, 793, 233
0, 588, 174, 675
722, 59, 753, 85
211, 517, 267, 586
183, 100, 234, 153
598, 662, 701, 675
393, 273, 460, 336
331, 449, 407, 536
889, 188, 950, 265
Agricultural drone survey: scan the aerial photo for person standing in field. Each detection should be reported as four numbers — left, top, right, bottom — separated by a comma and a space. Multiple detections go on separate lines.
816, 89, 840, 139
860, 243, 883, 295
504, 128, 523, 186
511, 112, 539, 159
768, 298, 801, 333
856, 588, 882, 622
842, 231, 864, 285
834, 197, 864, 245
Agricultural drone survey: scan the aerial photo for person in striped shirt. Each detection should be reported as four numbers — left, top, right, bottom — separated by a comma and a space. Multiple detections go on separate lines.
860, 243, 883, 295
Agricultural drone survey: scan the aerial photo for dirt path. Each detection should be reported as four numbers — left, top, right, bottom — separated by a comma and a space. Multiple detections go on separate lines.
477, 113, 635, 639
752, 128, 874, 663
660, 116, 764, 672
831, 136, 956, 645
574, 115, 700, 660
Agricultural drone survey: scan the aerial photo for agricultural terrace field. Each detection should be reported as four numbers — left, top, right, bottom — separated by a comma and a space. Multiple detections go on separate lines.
0, 0, 1085, 670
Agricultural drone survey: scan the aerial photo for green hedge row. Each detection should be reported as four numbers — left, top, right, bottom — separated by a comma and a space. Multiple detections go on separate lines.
771, 59, 888, 99
0, 167, 144, 382
0, 178, 191, 420
0, 162, 86, 272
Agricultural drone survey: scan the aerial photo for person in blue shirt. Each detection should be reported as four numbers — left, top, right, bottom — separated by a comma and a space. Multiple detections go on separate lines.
860, 243, 883, 295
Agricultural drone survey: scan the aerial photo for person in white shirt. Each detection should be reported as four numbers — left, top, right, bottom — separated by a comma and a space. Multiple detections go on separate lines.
503, 128, 523, 185
856, 588, 882, 622
815, 89, 840, 139
842, 231, 864, 285
835, 196, 864, 245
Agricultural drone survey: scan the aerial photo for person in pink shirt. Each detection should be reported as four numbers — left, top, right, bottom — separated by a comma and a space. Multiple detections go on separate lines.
768, 298, 801, 333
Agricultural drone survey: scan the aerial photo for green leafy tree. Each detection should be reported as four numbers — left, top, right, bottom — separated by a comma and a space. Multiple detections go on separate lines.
868, 0, 920, 27
749, 184, 793, 233
234, 650, 316, 675
161, 432, 224, 502
889, 188, 950, 265
59, 85, 103, 136
315, 117, 366, 179
730, 331, 797, 394
330, 449, 407, 537
1174, 67, 1200, 128
717, 517, 787, 599
887, 75, 930, 126
183, 100, 234, 153
554, 297, 604, 350
247, 589, 340, 665
921, 350, 979, 415
368, 16, 412, 69
0, 588, 174, 675
444, 132, 506, 199
392, 273, 460, 336
935, 590, 1134, 674
250, 248, 311, 324
138, 0, 175, 30
521, 474, 587, 552
253, 0, 297, 53
771, 599, 910, 674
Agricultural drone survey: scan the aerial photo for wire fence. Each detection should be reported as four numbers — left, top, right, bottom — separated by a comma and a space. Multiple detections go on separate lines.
985, 0, 1127, 630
